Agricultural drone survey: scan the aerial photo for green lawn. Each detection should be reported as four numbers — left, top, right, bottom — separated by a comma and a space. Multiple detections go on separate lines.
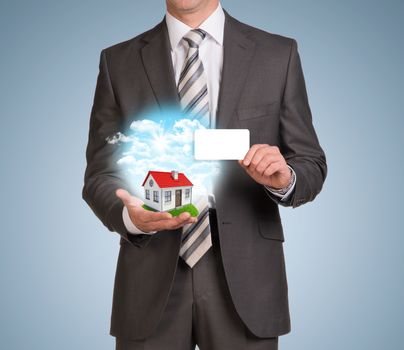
141, 204, 157, 212
142, 203, 199, 217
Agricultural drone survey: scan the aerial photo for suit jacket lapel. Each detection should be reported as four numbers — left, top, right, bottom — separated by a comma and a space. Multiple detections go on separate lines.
140, 18, 180, 112
216, 10, 256, 129
140, 12, 256, 127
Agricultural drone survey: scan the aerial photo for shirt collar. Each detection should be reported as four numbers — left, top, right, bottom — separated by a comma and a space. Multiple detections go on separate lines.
165, 2, 225, 50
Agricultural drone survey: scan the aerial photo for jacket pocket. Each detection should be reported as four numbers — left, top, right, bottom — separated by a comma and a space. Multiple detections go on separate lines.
258, 215, 285, 242
237, 101, 280, 120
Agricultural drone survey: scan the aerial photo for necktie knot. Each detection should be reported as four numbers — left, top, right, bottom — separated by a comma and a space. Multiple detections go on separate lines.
183, 29, 207, 48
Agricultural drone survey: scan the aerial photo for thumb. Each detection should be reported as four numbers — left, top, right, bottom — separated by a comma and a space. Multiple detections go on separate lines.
115, 189, 141, 208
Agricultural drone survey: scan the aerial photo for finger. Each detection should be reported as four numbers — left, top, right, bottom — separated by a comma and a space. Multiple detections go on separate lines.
269, 145, 281, 155
149, 215, 196, 231
241, 144, 266, 166
263, 161, 283, 178
116, 189, 144, 208
115, 189, 131, 206
248, 146, 273, 172
254, 154, 280, 176
163, 212, 192, 229
169, 218, 197, 230
238, 158, 250, 170
136, 208, 173, 223
250, 146, 283, 172
163, 212, 196, 229
178, 211, 191, 220
247, 145, 281, 171
146, 219, 174, 232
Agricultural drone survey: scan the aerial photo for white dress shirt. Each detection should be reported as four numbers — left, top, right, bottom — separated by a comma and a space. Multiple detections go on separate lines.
123, 2, 296, 234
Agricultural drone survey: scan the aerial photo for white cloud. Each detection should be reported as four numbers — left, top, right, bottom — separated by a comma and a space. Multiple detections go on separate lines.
106, 132, 131, 144
130, 119, 162, 134
108, 117, 220, 200
117, 155, 135, 165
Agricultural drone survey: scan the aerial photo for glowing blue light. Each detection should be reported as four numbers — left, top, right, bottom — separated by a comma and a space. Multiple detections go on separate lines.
107, 106, 220, 200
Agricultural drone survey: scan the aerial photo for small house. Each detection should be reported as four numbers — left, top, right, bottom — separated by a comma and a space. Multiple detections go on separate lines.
142, 170, 193, 212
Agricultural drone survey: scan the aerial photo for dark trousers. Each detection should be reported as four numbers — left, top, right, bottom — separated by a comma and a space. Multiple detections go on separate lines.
116, 209, 278, 350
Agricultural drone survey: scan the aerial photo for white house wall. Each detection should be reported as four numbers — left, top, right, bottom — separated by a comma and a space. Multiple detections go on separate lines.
162, 188, 175, 211
142, 174, 161, 211
142, 174, 193, 212
161, 186, 192, 211
180, 186, 192, 207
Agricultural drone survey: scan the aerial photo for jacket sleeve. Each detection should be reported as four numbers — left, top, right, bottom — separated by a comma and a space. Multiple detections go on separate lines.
264, 39, 327, 208
82, 49, 152, 247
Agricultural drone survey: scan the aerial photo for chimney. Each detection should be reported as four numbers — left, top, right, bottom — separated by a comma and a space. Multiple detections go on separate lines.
171, 170, 178, 180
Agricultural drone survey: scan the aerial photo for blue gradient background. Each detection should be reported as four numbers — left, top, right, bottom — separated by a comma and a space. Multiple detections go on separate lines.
1, 1, 403, 349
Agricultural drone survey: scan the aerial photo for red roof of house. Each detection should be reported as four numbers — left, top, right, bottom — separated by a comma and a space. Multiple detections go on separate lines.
142, 171, 193, 188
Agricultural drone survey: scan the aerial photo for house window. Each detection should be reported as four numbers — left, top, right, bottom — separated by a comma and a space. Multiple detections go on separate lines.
153, 191, 159, 203
145, 189, 150, 200
165, 191, 172, 203
185, 189, 190, 199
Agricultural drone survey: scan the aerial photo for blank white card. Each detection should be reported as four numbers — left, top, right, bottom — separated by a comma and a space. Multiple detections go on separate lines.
194, 129, 250, 160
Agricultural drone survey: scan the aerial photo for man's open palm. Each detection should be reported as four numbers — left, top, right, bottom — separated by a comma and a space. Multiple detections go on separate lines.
116, 189, 197, 233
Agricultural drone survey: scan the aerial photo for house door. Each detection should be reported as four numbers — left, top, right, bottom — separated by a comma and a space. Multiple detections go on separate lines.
175, 189, 182, 207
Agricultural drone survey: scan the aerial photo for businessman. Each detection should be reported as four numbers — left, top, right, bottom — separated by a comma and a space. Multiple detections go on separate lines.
83, 1, 327, 349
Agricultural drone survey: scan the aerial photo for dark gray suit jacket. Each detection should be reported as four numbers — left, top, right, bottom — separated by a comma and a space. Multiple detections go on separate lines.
83, 9, 327, 341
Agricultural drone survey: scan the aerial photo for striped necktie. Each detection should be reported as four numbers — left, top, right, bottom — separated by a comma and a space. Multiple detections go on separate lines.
178, 29, 212, 268
180, 194, 212, 268
178, 28, 210, 127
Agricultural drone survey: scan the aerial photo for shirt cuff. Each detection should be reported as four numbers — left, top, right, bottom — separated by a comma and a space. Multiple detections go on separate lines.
264, 165, 296, 202
122, 205, 157, 235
